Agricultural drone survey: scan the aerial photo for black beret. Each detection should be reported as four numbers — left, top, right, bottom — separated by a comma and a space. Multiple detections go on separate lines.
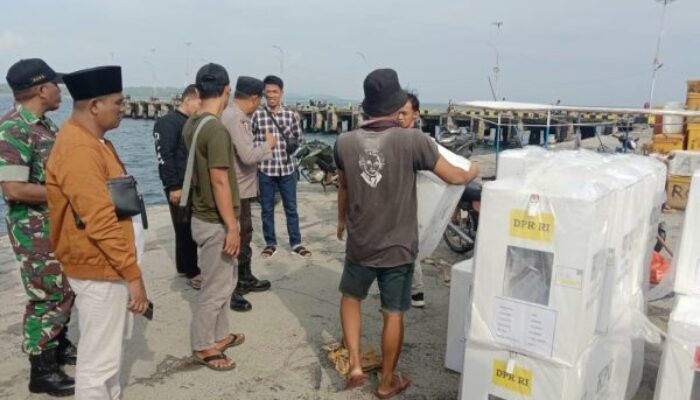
235, 76, 264, 96
63, 66, 122, 101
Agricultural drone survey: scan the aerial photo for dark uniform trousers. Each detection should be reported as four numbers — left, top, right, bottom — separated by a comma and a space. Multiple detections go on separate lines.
165, 192, 201, 278
238, 198, 254, 271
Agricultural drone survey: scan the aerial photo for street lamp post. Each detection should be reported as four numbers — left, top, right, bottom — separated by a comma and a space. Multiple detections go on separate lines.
150, 47, 157, 99
185, 42, 192, 86
272, 45, 284, 76
491, 21, 503, 101
648, 0, 677, 109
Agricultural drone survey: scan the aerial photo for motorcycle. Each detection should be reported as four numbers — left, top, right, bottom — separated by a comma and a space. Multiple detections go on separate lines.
443, 181, 481, 255
294, 140, 338, 191
435, 125, 476, 159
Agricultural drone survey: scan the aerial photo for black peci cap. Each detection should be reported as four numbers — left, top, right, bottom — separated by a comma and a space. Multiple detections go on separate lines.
62, 66, 123, 101
235, 76, 264, 96
6, 58, 64, 91
361, 68, 408, 117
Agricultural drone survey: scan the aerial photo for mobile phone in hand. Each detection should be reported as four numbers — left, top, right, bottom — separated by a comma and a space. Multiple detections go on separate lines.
143, 301, 154, 320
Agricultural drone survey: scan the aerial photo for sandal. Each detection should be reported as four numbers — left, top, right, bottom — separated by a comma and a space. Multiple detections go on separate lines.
261, 246, 277, 258
292, 246, 312, 257
374, 373, 411, 399
186, 277, 202, 290
192, 352, 236, 371
345, 372, 368, 390
218, 333, 245, 352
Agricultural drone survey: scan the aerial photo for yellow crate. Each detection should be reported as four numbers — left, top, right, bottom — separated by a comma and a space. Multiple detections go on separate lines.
652, 134, 685, 154
689, 80, 700, 94
667, 175, 691, 210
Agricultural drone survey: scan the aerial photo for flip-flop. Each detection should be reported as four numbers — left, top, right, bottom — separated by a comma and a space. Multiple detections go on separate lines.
191, 353, 236, 371
374, 373, 411, 399
345, 373, 369, 390
261, 246, 277, 258
219, 333, 245, 352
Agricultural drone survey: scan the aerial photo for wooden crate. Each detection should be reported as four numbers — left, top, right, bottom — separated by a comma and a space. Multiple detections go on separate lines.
652, 134, 685, 154
688, 92, 700, 110
689, 80, 700, 94
667, 174, 691, 210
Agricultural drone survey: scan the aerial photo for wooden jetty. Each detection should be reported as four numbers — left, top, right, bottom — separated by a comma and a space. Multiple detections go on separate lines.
122, 97, 656, 144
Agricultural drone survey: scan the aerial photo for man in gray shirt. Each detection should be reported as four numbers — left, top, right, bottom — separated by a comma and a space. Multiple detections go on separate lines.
335, 69, 479, 398
221, 76, 277, 312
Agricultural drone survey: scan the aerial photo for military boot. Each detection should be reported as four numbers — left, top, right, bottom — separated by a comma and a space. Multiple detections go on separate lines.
230, 287, 252, 312
56, 328, 77, 366
28, 348, 75, 397
239, 264, 271, 293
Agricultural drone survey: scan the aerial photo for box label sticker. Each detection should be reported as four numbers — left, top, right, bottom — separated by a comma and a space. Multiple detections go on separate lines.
492, 297, 557, 358
492, 359, 533, 396
509, 209, 554, 242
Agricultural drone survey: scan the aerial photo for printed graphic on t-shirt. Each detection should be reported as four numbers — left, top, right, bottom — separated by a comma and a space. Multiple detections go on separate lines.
358, 149, 385, 188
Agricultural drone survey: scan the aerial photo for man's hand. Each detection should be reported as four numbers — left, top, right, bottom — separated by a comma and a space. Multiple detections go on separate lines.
168, 189, 182, 205
223, 227, 240, 257
337, 220, 346, 241
265, 131, 278, 149
127, 278, 149, 315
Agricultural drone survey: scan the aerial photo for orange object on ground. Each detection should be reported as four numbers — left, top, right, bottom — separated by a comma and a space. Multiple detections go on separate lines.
650, 251, 670, 285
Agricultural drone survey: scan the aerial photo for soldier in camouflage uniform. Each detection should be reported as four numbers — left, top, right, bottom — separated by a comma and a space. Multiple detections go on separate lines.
1, 59, 75, 397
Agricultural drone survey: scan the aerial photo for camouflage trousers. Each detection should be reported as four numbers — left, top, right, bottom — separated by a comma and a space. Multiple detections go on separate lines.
8, 229, 75, 355
18, 255, 74, 355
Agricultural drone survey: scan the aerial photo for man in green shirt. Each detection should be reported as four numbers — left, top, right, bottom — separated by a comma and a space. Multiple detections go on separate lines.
182, 63, 244, 371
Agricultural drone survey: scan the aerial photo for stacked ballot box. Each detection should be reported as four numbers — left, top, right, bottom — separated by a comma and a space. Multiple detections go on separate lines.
416, 143, 472, 261
654, 295, 700, 400
460, 149, 664, 400
673, 170, 700, 296
655, 171, 700, 399
445, 259, 474, 373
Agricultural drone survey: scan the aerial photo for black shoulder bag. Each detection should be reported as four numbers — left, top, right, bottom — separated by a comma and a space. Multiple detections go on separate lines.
266, 109, 299, 156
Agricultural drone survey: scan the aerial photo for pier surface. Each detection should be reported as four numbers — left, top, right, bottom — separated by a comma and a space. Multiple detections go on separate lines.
0, 148, 679, 399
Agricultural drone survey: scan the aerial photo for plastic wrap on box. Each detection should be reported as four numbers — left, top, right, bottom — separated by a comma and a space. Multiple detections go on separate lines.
469, 162, 614, 365
497, 146, 550, 179
416, 144, 472, 261
673, 171, 700, 296
459, 334, 632, 400
654, 295, 700, 400
445, 259, 474, 373
669, 150, 700, 177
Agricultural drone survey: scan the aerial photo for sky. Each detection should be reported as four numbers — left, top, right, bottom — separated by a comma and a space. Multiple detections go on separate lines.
0, 0, 698, 106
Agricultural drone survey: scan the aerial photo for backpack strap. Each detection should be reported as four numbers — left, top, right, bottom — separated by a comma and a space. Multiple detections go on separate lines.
179, 115, 215, 207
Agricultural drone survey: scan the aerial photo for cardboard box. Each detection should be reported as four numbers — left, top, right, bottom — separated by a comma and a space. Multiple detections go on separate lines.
654, 295, 700, 400
445, 259, 474, 373
673, 171, 700, 295
416, 144, 471, 260
669, 150, 700, 176
687, 124, 700, 151
459, 333, 632, 400
469, 168, 613, 364
667, 175, 691, 210
651, 134, 684, 154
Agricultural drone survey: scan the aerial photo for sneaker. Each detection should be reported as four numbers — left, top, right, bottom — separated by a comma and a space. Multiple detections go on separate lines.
411, 293, 425, 308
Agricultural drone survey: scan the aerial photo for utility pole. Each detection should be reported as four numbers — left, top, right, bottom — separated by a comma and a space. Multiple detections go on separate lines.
185, 42, 192, 86
150, 47, 157, 99
648, 0, 677, 109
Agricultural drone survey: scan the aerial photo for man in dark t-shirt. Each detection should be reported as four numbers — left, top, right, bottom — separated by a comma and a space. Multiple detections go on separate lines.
334, 69, 479, 397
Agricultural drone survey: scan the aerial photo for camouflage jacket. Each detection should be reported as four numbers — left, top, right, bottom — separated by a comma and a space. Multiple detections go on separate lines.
0, 104, 58, 256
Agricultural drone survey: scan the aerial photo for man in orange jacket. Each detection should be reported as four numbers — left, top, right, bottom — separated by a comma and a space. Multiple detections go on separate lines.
46, 66, 149, 399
